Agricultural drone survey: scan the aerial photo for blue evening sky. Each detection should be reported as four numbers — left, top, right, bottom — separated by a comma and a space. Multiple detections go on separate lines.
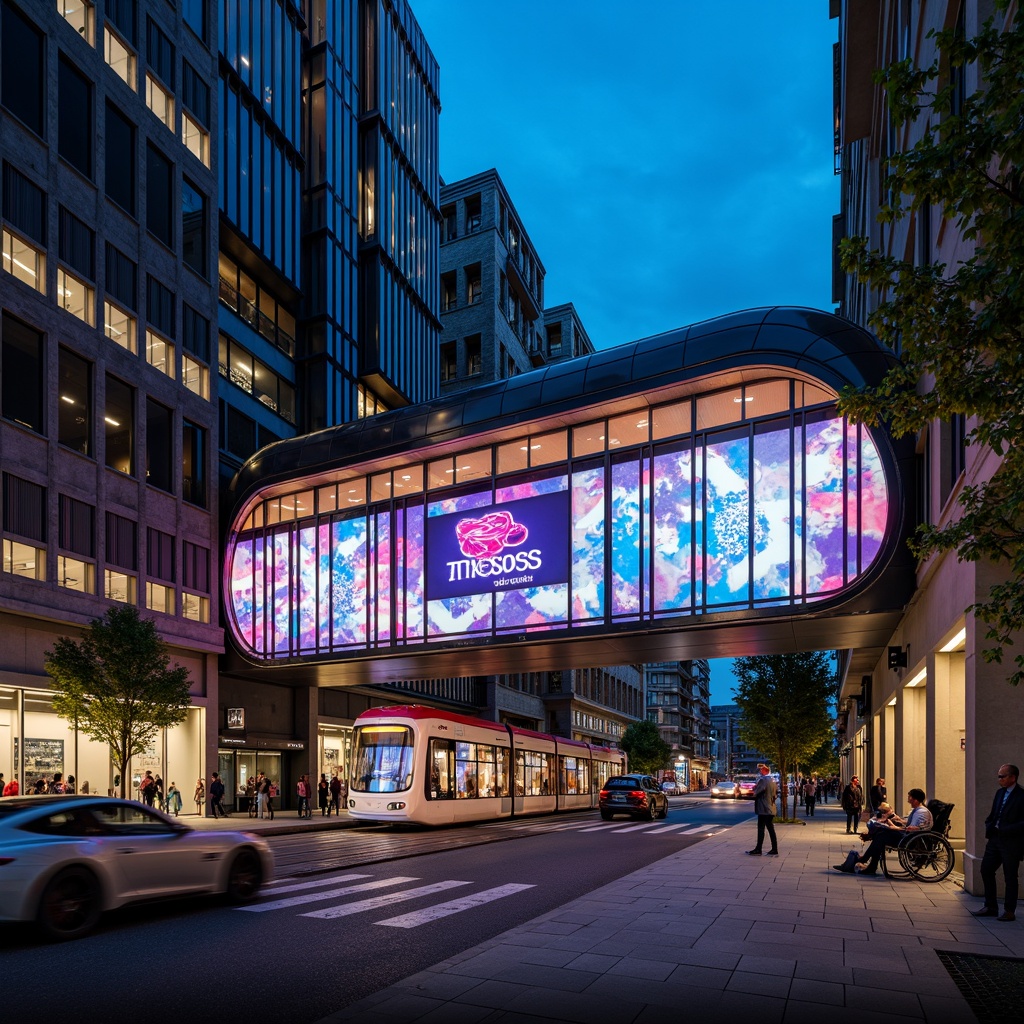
412, 1, 840, 703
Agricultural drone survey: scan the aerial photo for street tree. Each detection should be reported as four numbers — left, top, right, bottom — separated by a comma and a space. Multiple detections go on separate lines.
732, 652, 836, 819
838, 2, 1024, 684
620, 719, 672, 776
44, 606, 192, 797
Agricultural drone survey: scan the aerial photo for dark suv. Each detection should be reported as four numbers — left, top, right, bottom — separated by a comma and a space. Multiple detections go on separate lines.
599, 774, 670, 821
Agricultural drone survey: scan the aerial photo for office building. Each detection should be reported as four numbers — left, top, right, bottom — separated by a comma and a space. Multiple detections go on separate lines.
646, 660, 711, 790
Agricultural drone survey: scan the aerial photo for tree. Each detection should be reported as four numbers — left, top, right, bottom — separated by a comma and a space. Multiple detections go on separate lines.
838, 3, 1024, 684
620, 720, 672, 776
44, 607, 192, 797
732, 652, 836, 820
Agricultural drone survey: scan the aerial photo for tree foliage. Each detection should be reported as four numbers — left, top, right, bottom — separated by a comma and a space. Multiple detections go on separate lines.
837, 2, 1024, 684
620, 719, 672, 776
44, 607, 192, 797
733, 653, 836, 818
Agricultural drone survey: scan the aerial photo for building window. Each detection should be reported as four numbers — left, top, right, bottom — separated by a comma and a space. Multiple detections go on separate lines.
466, 194, 481, 232
181, 178, 206, 276
3, 162, 46, 243
145, 329, 173, 378
105, 103, 136, 214
3, 538, 45, 580
104, 568, 136, 604
146, 398, 172, 492
146, 581, 174, 614
105, 243, 136, 310
57, 554, 94, 591
182, 111, 209, 167
58, 55, 93, 178
57, 267, 95, 326
59, 206, 95, 279
466, 334, 482, 377
104, 26, 136, 90
58, 493, 95, 591
466, 264, 482, 305
182, 0, 206, 44
103, 300, 137, 353
58, 1, 94, 44
441, 271, 456, 311
182, 353, 209, 399
182, 592, 209, 622
183, 304, 209, 361
182, 419, 205, 508
441, 205, 456, 242
146, 274, 174, 337
546, 323, 562, 357
2, 313, 44, 433
106, 510, 137, 571
146, 16, 174, 86
146, 73, 174, 131
2, 473, 47, 581
104, 374, 134, 474
440, 342, 457, 382
58, 347, 91, 456
146, 143, 173, 246
2, 228, 46, 294
1, 1, 45, 135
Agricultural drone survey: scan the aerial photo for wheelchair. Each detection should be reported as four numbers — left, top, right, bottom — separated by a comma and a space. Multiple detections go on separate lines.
880, 799, 955, 882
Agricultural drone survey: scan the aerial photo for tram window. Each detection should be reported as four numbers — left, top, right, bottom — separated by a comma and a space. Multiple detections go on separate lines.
428, 738, 453, 800
352, 725, 414, 793
517, 749, 552, 796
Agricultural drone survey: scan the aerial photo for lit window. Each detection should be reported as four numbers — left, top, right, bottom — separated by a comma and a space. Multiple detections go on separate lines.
182, 591, 209, 623
57, 268, 95, 325
105, 27, 135, 90
104, 300, 137, 354
3, 539, 46, 580
182, 112, 209, 167
58, 554, 95, 593
146, 329, 174, 378
104, 569, 137, 604
146, 73, 174, 131
2, 229, 46, 294
146, 581, 174, 614
57, 0, 94, 44
182, 352, 209, 399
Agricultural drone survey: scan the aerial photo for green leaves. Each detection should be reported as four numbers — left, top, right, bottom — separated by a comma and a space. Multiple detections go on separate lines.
620, 720, 673, 776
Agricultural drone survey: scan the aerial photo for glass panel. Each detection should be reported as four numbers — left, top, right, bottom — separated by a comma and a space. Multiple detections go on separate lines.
57, 269, 94, 325
57, 555, 93, 592
572, 422, 604, 457
2, 229, 46, 293
182, 353, 209, 398
105, 28, 135, 90
607, 411, 649, 450
529, 430, 566, 467
104, 301, 137, 353
3, 539, 46, 580
455, 448, 491, 484
744, 380, 791, 419
182, 592, 209, 623
704, 431, 750, 607
352, 725, 414, 793
652, 399, 691, 440
146, 330, 174, 377
182, 112, 209, 166
496, 440, 528, 475
104, 569, 136, 603
391, 465, 422, 496
146, 74, 174, 130
696, 388, 742, 431
146, 581, 174, 614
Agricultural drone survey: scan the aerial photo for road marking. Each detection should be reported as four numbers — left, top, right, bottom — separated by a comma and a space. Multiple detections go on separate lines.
610, 821, 664, 832
242, 876, 418, 912
377, 883, 536, 928
577, 822, 629, 832
261, 873, 372, 894
678, 823, 718, 835
302, 879, 472, 920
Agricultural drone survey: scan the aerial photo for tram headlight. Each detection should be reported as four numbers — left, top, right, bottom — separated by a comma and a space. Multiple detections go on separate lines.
386, 801, 407, 811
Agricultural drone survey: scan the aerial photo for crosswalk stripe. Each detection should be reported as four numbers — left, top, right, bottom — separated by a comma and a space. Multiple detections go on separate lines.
679, 823, 717, 834
242, 876, 418, 912
302, 879, 472, 920
577, 822, 628, 832
610, 821, 663, 832
377, 883, 536, 929
261, 873, 372, 895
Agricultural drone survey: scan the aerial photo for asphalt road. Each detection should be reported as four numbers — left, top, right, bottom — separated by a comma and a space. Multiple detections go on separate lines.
1, 798, 752, 1024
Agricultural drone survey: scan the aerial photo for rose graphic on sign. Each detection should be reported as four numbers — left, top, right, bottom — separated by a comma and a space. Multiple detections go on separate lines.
455, 511, 528, 559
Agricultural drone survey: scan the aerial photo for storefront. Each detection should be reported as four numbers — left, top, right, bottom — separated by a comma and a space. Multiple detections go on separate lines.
216, 734, 305, 812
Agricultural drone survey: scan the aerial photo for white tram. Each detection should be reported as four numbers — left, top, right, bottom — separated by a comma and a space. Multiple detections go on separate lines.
346, 706, 627, 825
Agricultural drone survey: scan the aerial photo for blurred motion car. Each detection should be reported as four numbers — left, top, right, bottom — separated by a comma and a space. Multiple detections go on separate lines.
734, 775, 759, 798
710, 780, 739, 799
0, 795, 273, 940
660, 780, 677, 793
598, 774, 670, 821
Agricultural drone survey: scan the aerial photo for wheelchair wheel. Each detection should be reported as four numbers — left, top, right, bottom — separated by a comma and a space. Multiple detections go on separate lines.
897, 832, 954, 882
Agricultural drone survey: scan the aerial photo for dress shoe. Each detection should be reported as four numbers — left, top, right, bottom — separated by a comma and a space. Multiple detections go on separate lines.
765, 850, 779, 856
971, 906, 998, 917
745, 850, 762, 856
997, 912, 1016, 922
833, 863, 855, 873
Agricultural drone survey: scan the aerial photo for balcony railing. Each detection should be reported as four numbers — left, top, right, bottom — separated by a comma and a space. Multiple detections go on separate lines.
219, 277, 296, 358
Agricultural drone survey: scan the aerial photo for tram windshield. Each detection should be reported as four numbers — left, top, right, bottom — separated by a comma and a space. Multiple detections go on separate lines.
352, 725, 415, 793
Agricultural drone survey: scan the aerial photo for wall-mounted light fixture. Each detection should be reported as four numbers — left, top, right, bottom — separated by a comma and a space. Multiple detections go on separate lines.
888, 646, 908, 670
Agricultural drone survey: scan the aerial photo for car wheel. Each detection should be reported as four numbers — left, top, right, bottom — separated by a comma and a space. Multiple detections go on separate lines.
658, 800, 669, 819
225, 848, 263, 903
646, 802, 657, 821
600, 809, 613, 821
36, 867, 102, 942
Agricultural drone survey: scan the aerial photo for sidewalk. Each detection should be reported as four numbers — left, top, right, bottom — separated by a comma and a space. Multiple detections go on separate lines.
315, 800, 1024, 1024
180, 807, 358, 835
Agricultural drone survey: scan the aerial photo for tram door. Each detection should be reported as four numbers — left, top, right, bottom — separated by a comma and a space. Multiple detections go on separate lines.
428, 739, 454, 800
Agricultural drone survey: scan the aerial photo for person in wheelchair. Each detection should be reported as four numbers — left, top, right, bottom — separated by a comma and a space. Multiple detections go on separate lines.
850, 788, 933, 875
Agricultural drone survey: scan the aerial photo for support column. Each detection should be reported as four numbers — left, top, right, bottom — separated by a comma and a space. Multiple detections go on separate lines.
928, 651, 966, 845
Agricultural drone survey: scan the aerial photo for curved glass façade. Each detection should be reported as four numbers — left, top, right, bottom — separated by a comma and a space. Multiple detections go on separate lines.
226, 375, 890, 662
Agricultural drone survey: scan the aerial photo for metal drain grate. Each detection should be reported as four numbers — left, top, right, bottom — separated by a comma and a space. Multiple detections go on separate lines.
936, 950, 1024, 1023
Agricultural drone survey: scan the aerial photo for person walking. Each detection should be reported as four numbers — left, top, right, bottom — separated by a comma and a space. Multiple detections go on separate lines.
153, 775, 165, 812
318, 773, 330, 816
972, 763, 1024, 922
329, 772, 342, 816
841, 776, 864, 834
194, 777, 205, 814
259, 774, 275, 820
139, 770, 156, 806
296, 775, 310, 818
869, 777, 888, 816
745, 763, 779, 856
803, 777, 817, 817
210, 771, 228, 818
166, 781, 183, 817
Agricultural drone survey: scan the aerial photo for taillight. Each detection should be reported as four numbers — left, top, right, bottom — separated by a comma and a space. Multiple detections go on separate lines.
630, 790, 646, 801
599, 790, 609, 800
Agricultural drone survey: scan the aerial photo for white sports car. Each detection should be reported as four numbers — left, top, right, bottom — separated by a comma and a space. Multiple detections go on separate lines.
0, 795, 273, 940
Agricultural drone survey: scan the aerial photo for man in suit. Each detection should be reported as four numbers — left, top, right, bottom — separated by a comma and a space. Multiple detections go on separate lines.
973, 763, 1024, 922
869, 777, 887, 815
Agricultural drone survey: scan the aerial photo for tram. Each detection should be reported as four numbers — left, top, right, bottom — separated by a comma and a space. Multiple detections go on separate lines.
346, 706, 627, 826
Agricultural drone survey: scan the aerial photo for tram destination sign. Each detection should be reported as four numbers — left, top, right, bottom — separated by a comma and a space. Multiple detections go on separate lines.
425, 491, 569, 602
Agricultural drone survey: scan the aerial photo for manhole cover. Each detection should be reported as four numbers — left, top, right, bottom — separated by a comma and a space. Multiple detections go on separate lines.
936, 950, 1024, 1023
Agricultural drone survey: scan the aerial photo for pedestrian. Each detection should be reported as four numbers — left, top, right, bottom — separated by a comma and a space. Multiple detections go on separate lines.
254, 772, 266, 818
65, 775, 76, 794
318, 772, 330, 816
329, 772, 342, 815
194, 777, 205, 814
210, 771, 228, 818
972, 763, 1024, 922
745, 763, 779, 856
259, 774, 274, 820
836, 788, 932, 875
296, 775, 309, 818
337, 773, 348, 812
166, 781, 183, 817
2, 774, 17, 796
48, 772, 65, 794
245, 774, 258, 816
841, 776, 864, 833
803, 777, 817, 816
869, 777, 887, 816
139, 770, 156, 806
154, 774, 165, 811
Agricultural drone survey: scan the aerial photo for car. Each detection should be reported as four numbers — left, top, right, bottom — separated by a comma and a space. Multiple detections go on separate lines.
660, 780, 677, 793
0, 795, 274, 941
598, 774, 670, 821
710, 780, 739, 799
734, 775, 759, 798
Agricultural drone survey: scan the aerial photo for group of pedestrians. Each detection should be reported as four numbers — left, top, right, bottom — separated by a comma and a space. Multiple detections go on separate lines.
0, 771, 78, 796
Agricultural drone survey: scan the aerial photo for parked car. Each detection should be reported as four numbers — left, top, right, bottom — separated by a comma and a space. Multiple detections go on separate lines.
710, 780, 739, 799
0, 795, 273, 940
599, 774, 670, 821
660, 780, 677, 793
734, 775, 759, 799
